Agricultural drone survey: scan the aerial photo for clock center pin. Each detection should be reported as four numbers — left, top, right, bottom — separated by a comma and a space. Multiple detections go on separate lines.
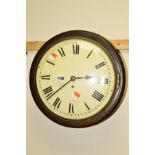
71, 76, 76, 81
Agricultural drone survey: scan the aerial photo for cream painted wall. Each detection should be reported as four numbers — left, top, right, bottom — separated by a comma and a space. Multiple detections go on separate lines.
26, 0, 128, 40
27, 0, 128, 155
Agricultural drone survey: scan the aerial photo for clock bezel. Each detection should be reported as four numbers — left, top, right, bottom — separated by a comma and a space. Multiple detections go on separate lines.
29, 30, 126, 128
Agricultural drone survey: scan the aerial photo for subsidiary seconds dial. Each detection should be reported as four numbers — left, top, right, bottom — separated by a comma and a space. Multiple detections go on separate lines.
30, 30, 126, 128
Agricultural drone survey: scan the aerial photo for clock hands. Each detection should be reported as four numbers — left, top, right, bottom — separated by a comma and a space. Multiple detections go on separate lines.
48, 76, 76, 99
74, 75, 96, 80
75, 75, 105, 85
85, 75, 94, 79
48, 75, 100, 99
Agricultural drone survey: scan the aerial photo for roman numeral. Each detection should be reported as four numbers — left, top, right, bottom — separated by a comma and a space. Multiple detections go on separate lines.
41, 75, 50, 80
46, 60, 55, 65
43, 86, 53, 100
95, 62, 105, 69
73, 44, 80, 54
92, 90, 104, 101
58, 47, 65, 57
53, 97, 61, 109
105, 78, 109, 84
69, 103, 74, 114
84, 102, 90, 110
86, 50, 93, 58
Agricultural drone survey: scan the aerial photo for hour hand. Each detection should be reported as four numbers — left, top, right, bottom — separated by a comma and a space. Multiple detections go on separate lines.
85, 75, 94, 79
75, 75, 94, 80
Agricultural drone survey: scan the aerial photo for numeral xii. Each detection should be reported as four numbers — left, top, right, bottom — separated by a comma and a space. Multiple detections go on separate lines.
69, 103, 74, 113
73, 44, 80, 54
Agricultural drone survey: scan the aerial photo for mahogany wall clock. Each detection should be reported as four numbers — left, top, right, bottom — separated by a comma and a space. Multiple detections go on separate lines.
30, 30, 126, 128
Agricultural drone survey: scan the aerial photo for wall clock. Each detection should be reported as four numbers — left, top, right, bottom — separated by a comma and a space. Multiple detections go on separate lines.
30, 30, 126, 128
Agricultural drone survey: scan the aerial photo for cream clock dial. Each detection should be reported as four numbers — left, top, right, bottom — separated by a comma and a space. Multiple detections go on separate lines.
30, 30, 126, 128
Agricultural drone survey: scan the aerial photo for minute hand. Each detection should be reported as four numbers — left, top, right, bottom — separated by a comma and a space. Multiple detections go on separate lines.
48, 79, 72, 100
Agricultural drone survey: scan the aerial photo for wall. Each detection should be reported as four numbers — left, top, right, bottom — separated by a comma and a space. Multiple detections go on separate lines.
26, 0, 128, 40
26, 0, 128, 155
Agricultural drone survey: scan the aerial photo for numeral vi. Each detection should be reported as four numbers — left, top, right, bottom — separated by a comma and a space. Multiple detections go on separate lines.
69, 103, 74, 114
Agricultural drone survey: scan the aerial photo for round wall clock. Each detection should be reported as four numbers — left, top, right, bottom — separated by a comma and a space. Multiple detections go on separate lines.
30, 30, 126, 128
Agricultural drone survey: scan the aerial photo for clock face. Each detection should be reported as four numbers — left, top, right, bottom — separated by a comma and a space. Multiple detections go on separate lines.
30, 30, 126, 128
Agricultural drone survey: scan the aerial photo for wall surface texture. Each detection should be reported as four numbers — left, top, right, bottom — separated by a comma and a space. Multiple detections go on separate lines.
27, 0, 128, 155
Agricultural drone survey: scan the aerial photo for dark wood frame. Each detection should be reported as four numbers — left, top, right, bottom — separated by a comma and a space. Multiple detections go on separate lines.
29, 30, 126, 128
